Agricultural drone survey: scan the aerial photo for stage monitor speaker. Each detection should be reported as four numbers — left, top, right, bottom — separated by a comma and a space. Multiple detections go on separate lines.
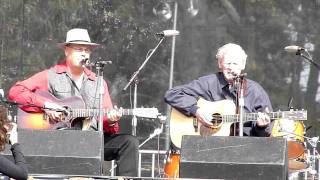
180, 135, 288, 180
3, 129, 103, 175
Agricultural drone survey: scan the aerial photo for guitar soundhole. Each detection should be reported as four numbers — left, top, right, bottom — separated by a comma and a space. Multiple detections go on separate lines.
211, 113, 222, 127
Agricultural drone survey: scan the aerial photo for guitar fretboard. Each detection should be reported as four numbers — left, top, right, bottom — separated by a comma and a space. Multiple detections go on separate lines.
70, 109, 133, 117
221, 111, 306, 123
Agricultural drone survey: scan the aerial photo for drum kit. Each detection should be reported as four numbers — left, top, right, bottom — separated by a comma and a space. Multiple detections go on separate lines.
272, 118, 320, 180
164, 118, 320, 180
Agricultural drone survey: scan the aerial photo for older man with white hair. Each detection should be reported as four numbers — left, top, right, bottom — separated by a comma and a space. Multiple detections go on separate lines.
165, 43, 272, 138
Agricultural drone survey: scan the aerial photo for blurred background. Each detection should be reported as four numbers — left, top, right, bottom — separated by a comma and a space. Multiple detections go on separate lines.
1, 0, 320, 172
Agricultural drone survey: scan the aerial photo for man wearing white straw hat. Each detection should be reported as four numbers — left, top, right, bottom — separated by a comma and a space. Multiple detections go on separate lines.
8, 28, 139, 176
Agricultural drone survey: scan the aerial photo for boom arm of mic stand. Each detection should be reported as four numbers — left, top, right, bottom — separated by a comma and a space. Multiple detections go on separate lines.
298, 51, 320, 70
139, 116, 165, 148
123, 37, 165, 91
123, 37, 165, 136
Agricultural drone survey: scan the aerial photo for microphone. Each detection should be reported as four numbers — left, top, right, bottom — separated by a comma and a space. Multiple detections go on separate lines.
284, 45, 305, 53
95, 61, 112, 65
80, 58, 90, 66
156, 30, 180, 37
82, 58, 112, 66
232, 72, 247, 80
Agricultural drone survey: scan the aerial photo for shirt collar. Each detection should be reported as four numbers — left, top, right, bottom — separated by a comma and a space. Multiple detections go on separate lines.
54, 60, 96, 81
217, 72, 229, 88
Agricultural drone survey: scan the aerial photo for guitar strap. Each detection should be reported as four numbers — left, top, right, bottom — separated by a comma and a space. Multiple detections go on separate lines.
66, 74, 78, 96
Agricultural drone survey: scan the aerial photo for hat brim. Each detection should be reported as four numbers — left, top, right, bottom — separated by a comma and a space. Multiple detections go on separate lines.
58, 41, 102, 48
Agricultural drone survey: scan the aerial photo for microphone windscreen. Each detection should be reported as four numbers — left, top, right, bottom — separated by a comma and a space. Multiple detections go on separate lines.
284, 45, 303, 53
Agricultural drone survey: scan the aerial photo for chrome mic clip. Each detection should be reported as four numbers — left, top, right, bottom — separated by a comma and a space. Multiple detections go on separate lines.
232, 72, 247, 80
95, 61, 112, 65
82, 59, 112, 67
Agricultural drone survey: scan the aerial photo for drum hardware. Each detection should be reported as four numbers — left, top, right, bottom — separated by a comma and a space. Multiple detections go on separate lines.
278, 126, 306, 140
287, 96, 294, 110
283, 131, 320, 180
279, 125, 320, 179
139, 126, 163, 148
138, 115, 166, 177
139, 115, 166, 148
305, 136, 320, 179
306, 125, 313, 132
105, 115, 166, 176
288, 138, 320, 180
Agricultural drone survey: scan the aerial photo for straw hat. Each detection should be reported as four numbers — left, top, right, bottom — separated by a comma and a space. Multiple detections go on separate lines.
59, 28, 101, 48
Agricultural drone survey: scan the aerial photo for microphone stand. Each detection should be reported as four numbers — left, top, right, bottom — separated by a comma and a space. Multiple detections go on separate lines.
123, 36, 165, 136
296, 49, 320, 70
234, 73, 246, 136
94, 62, 107, 175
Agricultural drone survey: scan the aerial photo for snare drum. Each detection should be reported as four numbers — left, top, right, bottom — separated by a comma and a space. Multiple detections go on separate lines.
271, 119, 305, 159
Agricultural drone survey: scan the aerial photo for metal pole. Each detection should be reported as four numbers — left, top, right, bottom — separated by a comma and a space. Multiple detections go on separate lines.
132, 80, 138, 136
96, 65, 105, 175
238, 82, 244, 136
165, 1, 178, 151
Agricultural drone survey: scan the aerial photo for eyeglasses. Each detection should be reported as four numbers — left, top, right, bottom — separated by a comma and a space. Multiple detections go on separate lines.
223, 62, 240, 67
67, 46, 92, 53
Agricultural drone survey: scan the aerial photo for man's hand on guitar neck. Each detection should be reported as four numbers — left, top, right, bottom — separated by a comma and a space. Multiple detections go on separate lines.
195, 107, 214, 127
256, 107, 271, 128
106, 106, 122, 125
44, 101, 66, 122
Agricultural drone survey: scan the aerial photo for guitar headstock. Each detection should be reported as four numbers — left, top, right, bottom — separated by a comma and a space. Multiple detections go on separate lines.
132, 108, 159, 119
282, 110, 307, 120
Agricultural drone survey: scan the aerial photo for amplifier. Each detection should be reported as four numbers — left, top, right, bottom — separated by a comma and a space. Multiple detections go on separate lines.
180, 135, 288, 180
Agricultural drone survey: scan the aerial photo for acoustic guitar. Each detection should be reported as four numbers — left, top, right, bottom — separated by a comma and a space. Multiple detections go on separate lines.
170, 98, 307, 148
17, 90, 159, 130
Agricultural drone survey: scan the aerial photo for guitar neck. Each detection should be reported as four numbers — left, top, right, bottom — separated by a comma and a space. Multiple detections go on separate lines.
70, 109, 132, 118
222, 111, 305, 123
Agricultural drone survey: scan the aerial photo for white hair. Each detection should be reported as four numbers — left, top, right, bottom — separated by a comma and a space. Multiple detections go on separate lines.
215, 43, 247, 61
